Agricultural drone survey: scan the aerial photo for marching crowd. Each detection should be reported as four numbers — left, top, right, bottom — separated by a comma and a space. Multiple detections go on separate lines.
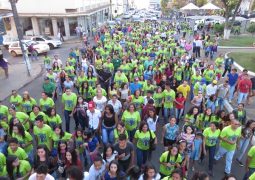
0, 20, 255, 180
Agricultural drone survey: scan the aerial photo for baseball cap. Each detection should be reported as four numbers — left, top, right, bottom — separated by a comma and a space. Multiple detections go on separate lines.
88, 101, 95, 110
213, 80, 218, 84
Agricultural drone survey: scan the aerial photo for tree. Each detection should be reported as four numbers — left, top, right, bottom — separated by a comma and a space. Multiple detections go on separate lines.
172, 0, 187, 9
195, 0, 207, 7
161, 0, 169, 15
221, 0, 242, 39
247, 23, 255, 36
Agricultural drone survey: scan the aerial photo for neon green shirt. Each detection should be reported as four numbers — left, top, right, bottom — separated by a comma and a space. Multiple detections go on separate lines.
12, 131, 33, 152
39, 97, 55, 112
52, 132, 72, 148
122, 111, 141, 131
248, 146, 255, 168
33, 124, 53, 150
220, 126, 241, 151
61, 93, 77, 111
203, 127, 221, 146
7, 147, 28, 160
46, 114, 62, 128
134, 130, 155, 150
159, 151, 182, 176
163, 89, 176, 108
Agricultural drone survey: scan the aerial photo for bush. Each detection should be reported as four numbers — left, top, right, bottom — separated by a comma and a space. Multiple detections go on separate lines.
214, 23, 224, 35
247, 23, 255, 36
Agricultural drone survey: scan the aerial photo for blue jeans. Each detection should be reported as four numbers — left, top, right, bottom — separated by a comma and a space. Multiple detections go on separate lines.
0, 142, 7, 155
128, 129, 136, 142
64, 110, 72, 132
217, 97, 226, 110
214, 146, 235, 174
164, 107, 174, 124
28, 149, 34, 165
237, 138, 250, 161
136, 148, 149, 167
206, 145, 216, 170
228, 85, 235, 101
175, 108, 184, 124
102, 125, 115, 145
238, 92, 248, 104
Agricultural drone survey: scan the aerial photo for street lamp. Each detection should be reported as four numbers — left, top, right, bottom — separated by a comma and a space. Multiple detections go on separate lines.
9, 0, 31, 76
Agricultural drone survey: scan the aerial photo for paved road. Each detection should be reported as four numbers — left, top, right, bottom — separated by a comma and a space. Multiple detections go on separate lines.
1, 42, 249, 180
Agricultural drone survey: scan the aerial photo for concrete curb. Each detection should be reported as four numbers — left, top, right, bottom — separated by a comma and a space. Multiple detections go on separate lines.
219, 46, 255, 49
2, 64, 44, 102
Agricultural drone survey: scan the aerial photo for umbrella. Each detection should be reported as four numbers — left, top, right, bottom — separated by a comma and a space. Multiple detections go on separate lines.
180, 3, 200, 11
200, 2, 221, 10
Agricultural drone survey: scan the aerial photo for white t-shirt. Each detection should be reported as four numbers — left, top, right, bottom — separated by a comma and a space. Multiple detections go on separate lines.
28, 173, 54, 180
146, 116, 158, 132
87, 109, 102, 130
138, 173, 161, 180
206, 84, 218, 98
93, 96, 107, 112
107, 100, 122, 114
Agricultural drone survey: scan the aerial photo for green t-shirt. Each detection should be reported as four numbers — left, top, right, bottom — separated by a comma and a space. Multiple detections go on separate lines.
87, 77, 97, 88
174, 67, 183, 81
9, 112, 30, 131
220, 126, 241, 151
122, 111, 141, 131
113, 129, 129, 142
159, 151, 182, 176
21, 98, 37, 113
9, 95, 22, 111
61, 93, 77, 111
114, 74, 128, 88
46, 114, 62, 128
43, 56, 51, 65
203, 127, 221, 146
39, 97, 55, 112
131, 96, 144, 110
12, 131, 33, 152
33, 124, 53, 150
134, 130, 155, 150
30, 111, 46, 123
112, 59, 122, 71
76, 76, 87, 88
13, 160, 31, 179
248, 146, 255, 168
197, 114, 216, 130
0, 153, 6, 176
163, 89, 176, 108
191, 75, 202, 85
52, 132, 72, 148
203, 69, 215, 82
0, 105, 8, 120
153, 93, 163, 107
7, 147, 28, 160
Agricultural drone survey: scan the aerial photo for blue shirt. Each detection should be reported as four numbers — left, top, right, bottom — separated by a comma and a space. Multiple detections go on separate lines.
165, 123, 179, 140
227, 73, 238, 86
129, 83, 142, 94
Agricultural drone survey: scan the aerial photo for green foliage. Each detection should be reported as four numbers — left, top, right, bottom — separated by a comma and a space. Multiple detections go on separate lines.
214, 23, 224, 34
247, 23, 255, 36
195, 0, 207, 7
161, 0, 169, 14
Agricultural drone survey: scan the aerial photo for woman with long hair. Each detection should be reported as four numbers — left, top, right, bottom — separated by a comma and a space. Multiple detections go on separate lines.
80, 81, 93, 101
45, 107, 62, 128
100, 104, 118, 145
65, 149, 83, 171
20, 91, 37, 115
34, 144, 57, 175
103, 160, 126, 180
134, 121, 157, 167
138, 163, 161, 180
6, 155, 31, 180
73, 96, 88, 130
8, 105, 30, 132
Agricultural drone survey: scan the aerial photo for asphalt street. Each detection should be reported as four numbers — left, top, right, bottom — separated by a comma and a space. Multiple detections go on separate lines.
1, 41, 248, 180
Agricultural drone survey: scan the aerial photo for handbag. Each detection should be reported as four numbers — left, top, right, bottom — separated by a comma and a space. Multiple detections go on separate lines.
149, 130, 156, 151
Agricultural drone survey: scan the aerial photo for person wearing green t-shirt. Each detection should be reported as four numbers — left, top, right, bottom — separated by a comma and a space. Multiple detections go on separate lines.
61, 88, 77, 132
214, 119, 241, 175
6, 156, 31, 180
163, 82, 176, 124
45, 107, 62, 128
8, 107, 30, 131
39, 92, 55, 113
121, 104, 141, 142
134, 121, 156, 167
43, 53, 51, 70
9, 90, 22, 111
159, 146, 182, 177
153, 87, 163, 115
7, 138, 28, 161
12, 123, 33, 164
114, 70, 128, 88
52, 125, 72, 148
0, 152, 6, 176
244, 145, 255, 179
196, 108, 216, 130
33, 115, 53, 151
0, 102, 8, 121
203, 122, 221, 176
29, 105, 46, 123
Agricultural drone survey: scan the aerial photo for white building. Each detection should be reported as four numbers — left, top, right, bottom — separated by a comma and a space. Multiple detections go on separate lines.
0, 0, 110, 39
111, 0, 129, 17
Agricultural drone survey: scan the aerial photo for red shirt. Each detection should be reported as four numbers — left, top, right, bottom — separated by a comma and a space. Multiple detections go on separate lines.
175, 97, 186, 109
238, 79, 252, 93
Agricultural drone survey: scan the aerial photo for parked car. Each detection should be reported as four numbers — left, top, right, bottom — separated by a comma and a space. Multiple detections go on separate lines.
2, 36, 19, 49
31, 36, 62, 50
123, 13, 131, 19
8, 40, 50, 57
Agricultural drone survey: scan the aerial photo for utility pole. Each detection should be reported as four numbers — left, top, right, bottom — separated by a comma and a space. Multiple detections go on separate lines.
9, 0, 31, 76
110, 0, 113, 20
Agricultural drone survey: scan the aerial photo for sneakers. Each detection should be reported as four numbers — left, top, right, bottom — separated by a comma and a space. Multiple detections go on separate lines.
236, 158, 244, 167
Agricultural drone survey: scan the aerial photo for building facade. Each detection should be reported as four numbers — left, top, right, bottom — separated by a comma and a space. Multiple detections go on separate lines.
0, 0, 110, 39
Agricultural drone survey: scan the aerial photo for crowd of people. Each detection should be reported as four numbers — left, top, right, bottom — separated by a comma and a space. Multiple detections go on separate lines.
0, 20, 255, 180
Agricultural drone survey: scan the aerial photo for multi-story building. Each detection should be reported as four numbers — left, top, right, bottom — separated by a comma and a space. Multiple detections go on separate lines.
111, 0, 129, 17
0, 0, 110, 39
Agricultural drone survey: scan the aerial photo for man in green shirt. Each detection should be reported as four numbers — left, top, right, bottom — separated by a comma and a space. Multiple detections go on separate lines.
214, 119, 241, 175
42, 77, 56, 98
162, 82, 176, 124
61, 88, 77, 132
244, 146, 255, 179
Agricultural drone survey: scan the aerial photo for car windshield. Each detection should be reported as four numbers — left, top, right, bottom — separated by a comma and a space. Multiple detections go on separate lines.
42, 36, 52, 40
25, 41, 39, 46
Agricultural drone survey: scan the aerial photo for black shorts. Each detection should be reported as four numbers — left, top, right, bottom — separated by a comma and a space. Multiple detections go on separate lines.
164, 138, 176, 147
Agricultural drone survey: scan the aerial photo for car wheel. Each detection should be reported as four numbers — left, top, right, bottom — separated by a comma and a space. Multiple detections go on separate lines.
10, 51, 17, 57
48, 43, 54, 50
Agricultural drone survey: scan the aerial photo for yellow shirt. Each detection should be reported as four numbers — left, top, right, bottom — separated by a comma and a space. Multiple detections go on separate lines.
177, 84, 190, 98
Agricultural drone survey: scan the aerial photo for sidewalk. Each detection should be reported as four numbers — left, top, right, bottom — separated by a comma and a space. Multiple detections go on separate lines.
0, 62, 43, 101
